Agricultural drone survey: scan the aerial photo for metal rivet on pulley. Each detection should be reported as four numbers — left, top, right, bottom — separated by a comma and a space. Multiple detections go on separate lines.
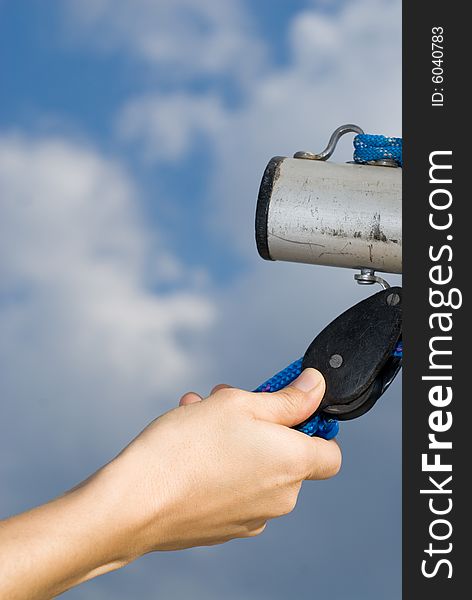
329, 354, 343, 368
386, 292, 401, 306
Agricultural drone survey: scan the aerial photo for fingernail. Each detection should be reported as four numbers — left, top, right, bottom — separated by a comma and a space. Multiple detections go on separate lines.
292, 368, 324, 392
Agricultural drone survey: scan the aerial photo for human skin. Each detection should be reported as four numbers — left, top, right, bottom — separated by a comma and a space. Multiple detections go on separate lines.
0, 368, 341, 599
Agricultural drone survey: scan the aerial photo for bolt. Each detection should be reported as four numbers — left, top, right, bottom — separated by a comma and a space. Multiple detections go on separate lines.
329, 354, 343, 368
386, 292, 401, 306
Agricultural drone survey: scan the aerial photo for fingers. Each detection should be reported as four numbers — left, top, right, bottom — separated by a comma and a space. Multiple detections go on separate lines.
211, 384, 232, 394
179, 392, 203, 406
249, 368, 326, 427
179, 384, 232, 406
300, 437, 342, 481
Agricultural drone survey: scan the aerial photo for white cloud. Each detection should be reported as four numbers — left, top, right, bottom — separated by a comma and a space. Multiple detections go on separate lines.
117, 93, 227, 162
113, 0, 401, 254
63, 0, 265, 83
0, 134, 215, 475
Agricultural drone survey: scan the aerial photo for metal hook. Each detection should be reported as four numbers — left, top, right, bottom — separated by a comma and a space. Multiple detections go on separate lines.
294, 124, 364, 161
354, 268, 391, 290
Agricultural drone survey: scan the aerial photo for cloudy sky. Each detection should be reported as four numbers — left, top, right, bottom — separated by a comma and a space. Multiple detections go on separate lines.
0, 1, 401, 598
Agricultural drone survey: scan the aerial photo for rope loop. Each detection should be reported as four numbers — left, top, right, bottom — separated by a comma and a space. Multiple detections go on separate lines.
353, 134, 402, 167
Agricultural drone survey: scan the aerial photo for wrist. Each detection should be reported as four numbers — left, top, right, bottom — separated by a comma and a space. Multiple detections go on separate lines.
49, 464, 140, 592
72, 457, 149, 567
88, 447, 171, 561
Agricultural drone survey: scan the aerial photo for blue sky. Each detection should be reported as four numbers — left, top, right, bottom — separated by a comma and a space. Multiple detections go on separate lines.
1, 1, 401, 598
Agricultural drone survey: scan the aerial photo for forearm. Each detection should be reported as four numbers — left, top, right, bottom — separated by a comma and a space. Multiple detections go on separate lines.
0, 463, 138, 599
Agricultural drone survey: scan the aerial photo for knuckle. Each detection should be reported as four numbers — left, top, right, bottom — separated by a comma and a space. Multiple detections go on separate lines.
275, 444, 305, 480
291, 440, 316, 479
320, 442, 343, 479
215, 387, 245, 408
246, 522, 267, 538
299, 442, 317, 475
214, 386, 235, 400
278, 388, 303, 409
297, 438, 343, 480
211, 383, 232, 395
328, 442, 343, 476
275, 388, 304, 418
278, 491, 299, 516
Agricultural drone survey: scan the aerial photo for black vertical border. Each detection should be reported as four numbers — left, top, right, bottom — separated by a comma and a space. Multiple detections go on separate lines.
403, 3, 467, 598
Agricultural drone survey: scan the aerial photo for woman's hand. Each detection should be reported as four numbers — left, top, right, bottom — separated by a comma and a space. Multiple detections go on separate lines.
0, 368, 341, 599
120, 367, 341, 552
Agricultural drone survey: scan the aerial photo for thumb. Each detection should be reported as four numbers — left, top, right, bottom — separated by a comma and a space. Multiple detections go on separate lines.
250, 368, 326, 427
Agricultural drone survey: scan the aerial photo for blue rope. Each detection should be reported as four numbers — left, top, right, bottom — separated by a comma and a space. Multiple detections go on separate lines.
254, 358, 303, 394
254, 131, 402, 439
393, 339, 403, 358
353, 134, 402, 167
253, 359, 339, 440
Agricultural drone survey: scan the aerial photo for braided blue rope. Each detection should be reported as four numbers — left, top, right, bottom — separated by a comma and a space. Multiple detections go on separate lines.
353, 134, 402, 167
393, 340, 403, 358
253, 359, 339, 440
254, 358, 303, 394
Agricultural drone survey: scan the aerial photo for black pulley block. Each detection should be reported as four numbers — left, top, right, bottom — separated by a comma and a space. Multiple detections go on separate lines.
302, 287, 402, 421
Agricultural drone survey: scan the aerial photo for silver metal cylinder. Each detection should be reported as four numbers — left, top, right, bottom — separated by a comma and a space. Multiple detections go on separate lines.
255, 157, 402, 274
